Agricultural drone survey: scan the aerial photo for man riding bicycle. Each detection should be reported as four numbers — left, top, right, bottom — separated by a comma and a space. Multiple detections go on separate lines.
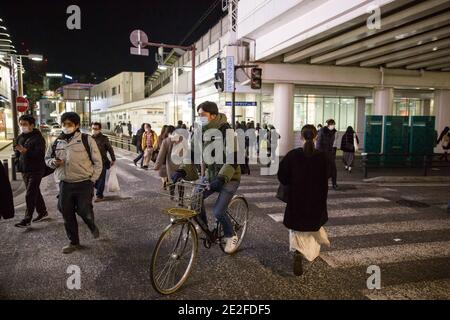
171, 101, 241, 254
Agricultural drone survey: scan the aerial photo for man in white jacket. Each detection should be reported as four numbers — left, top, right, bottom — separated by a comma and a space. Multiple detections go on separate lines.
45, 112, 103, 254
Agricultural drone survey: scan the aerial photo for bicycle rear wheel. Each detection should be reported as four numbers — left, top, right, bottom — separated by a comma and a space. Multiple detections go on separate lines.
150, 220, 198, 295
219, 196, 249, 253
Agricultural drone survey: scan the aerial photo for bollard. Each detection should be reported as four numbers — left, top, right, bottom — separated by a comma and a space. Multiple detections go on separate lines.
10, 155, 17, 181
2, 159, 9, 181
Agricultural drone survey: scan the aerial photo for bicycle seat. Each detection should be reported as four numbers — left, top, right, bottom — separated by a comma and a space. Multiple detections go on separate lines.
163, 207, 199, 219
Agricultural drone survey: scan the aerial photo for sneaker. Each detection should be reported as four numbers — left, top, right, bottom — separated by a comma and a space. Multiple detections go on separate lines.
344, 166, 348, 170
133, 160, 138, 166
91, 225, 100, 239
348, 167, 352, 173
32, 212, 49, 223
224, 235, 239, 254
15, 220, 31, 228
62, 244, 81, 254
94, 197, 104, 203
142, 166, 149, 170
293, 251, 304, 276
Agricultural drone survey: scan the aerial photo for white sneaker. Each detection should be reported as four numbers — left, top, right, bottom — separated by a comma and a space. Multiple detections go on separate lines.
344, 166, 348, 170
348, 167, 352, 173
224, 235, 239, 254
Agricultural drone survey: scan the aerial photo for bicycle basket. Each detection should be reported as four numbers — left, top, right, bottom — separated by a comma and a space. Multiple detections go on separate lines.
159, 181, 206, 219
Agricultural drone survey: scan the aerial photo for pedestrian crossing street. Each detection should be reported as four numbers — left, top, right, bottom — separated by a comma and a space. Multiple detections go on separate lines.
238, 176, 450, 300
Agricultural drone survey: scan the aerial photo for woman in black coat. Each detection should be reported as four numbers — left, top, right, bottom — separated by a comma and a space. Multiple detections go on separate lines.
0, 160, 15, 220
340, 126, 359, 173
277, 124, 331, 276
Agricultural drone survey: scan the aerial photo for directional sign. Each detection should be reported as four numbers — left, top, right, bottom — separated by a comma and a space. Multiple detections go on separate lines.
130, 30, 149, 56
225, 56, 235, 93
16, 96, 29, 113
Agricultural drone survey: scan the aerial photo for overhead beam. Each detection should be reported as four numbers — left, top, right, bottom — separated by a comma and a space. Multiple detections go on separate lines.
312, 13, 450, 64
360, 38, 450, 67
334, 24, 450, 65
386, 48, 450, 68
407, 56, 450, 69
283, 0, 450, 63
427, 63, 450, 71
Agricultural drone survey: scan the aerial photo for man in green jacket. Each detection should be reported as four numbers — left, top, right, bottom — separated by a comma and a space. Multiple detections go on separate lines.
172, 101, 241, 254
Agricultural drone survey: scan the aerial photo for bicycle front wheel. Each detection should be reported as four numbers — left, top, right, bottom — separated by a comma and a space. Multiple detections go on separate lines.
150, 220, 198, 295
219, 196, 249, 253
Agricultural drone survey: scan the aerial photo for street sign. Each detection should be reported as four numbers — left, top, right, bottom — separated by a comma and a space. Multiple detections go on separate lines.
16, 96, 29, 113
225, 56, 235, 93
225, 101, 257, 107
130, 30, 149, 56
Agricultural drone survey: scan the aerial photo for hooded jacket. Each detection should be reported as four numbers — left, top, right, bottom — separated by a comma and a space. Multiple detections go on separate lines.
181, 113, 241, 183
45, 131, 103, 183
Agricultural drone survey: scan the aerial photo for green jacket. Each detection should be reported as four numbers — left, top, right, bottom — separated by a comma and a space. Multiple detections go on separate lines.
181, 113, 241, 183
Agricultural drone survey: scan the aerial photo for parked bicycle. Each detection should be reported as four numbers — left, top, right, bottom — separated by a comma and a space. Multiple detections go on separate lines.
150, 180, 249, 295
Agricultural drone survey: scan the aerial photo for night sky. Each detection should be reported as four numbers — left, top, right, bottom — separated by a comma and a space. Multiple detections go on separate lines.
1, 0, 225, 81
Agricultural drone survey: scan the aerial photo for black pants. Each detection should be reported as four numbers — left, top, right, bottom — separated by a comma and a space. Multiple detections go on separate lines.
58, 180, 96, 245
134, 149, 144, 166
327, 150, 337, 185
22, 172, 47, 222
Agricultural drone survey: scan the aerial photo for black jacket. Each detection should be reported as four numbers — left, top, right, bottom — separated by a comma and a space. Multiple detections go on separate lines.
0, 160, 15, 219
278, 148, 330, 232
340, 132, 359, 153
316, 127, 336, 154
15, 129, 46, 173
92, 132, 116, 168
135, 128, 145, 151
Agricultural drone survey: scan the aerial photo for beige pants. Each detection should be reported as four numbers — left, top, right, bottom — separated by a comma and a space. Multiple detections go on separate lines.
143, 147, 153, 167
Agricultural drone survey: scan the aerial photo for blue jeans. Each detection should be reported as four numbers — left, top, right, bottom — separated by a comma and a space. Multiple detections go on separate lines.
95, 167, 107, 198
200, 180, 240, 238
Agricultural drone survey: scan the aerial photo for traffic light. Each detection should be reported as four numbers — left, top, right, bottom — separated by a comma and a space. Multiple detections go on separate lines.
214, 72, 225, 92
250, 67, 262, 90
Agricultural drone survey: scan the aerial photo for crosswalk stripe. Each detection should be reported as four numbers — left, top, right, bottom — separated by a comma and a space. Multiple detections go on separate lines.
255, 196, 391, 209
239, 185, 279, 191
268, 213, 284, 223
326, 219, 450, 238
320, 241, 450, 268
364, 278, 450, 300
328, 206, 418, 217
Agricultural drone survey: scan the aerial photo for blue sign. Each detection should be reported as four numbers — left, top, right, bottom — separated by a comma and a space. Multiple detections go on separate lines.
225, 56, 235, 93
225, 102, 257, 107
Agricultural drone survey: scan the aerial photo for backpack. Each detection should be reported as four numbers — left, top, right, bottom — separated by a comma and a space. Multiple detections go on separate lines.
44, 133, 93, 177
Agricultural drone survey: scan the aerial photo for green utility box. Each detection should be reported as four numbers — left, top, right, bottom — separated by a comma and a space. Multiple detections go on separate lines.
409, 116, 435, 165
364, 116, 383, 166
383, 116, 410, 165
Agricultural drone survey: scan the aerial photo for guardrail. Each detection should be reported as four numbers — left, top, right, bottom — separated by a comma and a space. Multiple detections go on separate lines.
361, 153, 450, 179
104, 133, 138, 153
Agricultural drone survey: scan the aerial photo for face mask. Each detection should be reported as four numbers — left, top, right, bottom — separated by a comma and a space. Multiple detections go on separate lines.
198, 117, 209, 127
20, 126, 30, 134
63, 127, 75, 135
92, 130, 100, 136
329, 125, 335, 130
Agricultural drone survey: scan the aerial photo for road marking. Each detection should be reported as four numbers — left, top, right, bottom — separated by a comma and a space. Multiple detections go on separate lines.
268, 213, 284, 223
329, 206, 418, 217
364, 278, 450, 300
320, 241, 450, 268
326, 219, 450, 238
327, 197, 390, 205
238, 185, 279, 191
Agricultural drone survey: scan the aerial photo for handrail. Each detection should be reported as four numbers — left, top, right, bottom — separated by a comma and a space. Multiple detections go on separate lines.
104, 133, 137, 153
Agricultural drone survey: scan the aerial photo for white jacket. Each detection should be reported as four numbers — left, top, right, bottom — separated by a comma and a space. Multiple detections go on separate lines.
45, 131, 103, 183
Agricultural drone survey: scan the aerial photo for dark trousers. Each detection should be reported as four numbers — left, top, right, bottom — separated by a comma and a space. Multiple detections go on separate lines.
327, 150, 337, 185
94, 167, 107, 198
58, 180, 96, 245
22, 172, 47, 222
134, 149, 144, 166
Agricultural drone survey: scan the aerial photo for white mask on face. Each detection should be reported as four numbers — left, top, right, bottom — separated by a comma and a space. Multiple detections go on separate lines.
20, 126, 30, 134
329, 125, 335, 131
63, 127, 75, 135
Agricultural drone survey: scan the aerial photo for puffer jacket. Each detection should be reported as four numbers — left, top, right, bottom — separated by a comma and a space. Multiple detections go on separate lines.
316, 127, 337, 154
181, 113, 241, 183
45, 131, 103, 183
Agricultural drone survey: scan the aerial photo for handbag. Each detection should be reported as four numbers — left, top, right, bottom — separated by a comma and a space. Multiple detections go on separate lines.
276, 183, 289, 203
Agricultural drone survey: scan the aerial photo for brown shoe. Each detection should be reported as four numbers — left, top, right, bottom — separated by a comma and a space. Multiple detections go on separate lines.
94, 197, 105, 203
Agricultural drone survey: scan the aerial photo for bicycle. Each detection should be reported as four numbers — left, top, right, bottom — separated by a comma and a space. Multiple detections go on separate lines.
150, 180, 249, 295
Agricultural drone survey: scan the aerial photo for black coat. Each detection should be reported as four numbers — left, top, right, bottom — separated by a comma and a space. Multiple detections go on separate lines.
316, 127, 336, 154
277, 148, 330, 232
135, 128, 145, 151
92, 133, 116, 168
15, 129, 46, 173
340, 132, 359, 153
0, 161, 14, 219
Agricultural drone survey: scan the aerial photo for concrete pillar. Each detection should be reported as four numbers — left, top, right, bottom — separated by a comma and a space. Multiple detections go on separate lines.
434, 89, 450, 138
373, 87, 394, 116
423, 99, 431, 116
273, 83, 295, 156
355, 97, 366, 150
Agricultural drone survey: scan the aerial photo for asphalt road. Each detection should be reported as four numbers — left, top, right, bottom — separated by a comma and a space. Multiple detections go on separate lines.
0, 147, 449, 300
